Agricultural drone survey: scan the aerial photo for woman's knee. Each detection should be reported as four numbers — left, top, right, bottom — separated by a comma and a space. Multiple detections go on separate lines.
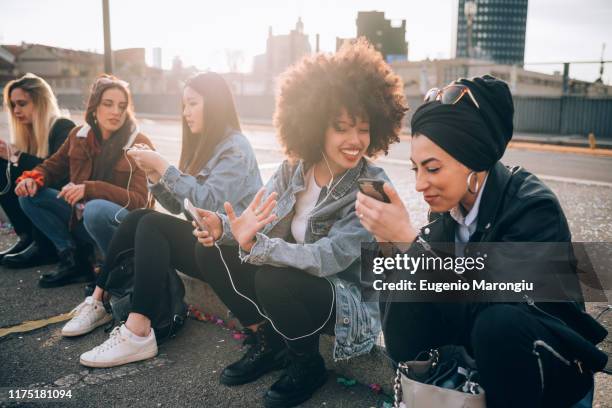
131, 210, 166, 238
83, 199, 132, 233
18, 190, 48, 210
116, 208, 154, 232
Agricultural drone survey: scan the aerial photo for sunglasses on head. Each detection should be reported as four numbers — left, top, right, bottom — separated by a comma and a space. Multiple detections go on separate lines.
424, 84, 480, 109
94, 77, 130, 89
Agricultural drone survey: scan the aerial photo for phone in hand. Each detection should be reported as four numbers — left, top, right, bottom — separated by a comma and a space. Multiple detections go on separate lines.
184, 198, 208, 232
357, 178, 390, 203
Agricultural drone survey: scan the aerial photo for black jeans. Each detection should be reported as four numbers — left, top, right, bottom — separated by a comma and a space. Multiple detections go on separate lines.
0, 158, 53, 251
383, 302, 593, 408
97, 209, 202, 319
194, 243, 336, 354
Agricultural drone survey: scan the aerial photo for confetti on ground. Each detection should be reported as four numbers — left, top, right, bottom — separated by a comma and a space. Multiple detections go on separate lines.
337, 377, 357, 387
188, 305, 248, 344
369, 383, 382, 394
232, 332, 247, 341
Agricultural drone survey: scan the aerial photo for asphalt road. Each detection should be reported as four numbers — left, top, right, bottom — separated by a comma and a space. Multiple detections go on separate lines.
137, 119, 612, 185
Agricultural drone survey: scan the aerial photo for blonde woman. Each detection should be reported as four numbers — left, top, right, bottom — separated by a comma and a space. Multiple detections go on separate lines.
1, 73, 74, 267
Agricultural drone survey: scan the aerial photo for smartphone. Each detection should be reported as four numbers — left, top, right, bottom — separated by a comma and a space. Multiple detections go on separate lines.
357, 178, 390, 203
184, 198, 208, 232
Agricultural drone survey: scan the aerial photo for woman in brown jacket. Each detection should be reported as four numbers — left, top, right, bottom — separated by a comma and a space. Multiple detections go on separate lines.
15, 75, 153, 288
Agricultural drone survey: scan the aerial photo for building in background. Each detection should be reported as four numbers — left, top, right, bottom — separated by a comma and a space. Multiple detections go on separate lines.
337, 11, 408, 63
454, 0, 528, 66
0, 46, 17, 85
391, 58, 612, 99
153, 47, 162, 69
252, 18, 311, 81
114, 48, 146, 76
0, 43, 172, 96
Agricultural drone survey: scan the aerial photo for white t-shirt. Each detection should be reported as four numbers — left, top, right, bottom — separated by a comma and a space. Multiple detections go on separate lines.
291, 168, 322, 244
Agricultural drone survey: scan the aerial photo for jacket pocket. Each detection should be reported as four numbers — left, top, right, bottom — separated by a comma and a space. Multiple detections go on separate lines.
310, 218, 334, 238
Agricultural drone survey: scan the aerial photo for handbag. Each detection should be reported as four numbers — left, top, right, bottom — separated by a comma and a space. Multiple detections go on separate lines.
393, 347, 486, 408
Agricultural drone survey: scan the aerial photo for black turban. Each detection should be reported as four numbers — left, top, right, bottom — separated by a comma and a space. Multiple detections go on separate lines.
410, 75, 514, 171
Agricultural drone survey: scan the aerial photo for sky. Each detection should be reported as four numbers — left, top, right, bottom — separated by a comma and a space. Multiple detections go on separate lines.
1, 0, 611, 84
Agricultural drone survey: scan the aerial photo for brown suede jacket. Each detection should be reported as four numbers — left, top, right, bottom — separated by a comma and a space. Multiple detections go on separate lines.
33, 124, 154, 210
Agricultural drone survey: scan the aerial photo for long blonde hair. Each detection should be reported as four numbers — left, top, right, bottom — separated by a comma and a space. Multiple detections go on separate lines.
3, 73, 61, 158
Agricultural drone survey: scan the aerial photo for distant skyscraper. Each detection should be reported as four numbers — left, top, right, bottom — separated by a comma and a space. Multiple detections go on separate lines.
338, 11, 408, 62
153, 47, 162, 69
454, 0, 528, 66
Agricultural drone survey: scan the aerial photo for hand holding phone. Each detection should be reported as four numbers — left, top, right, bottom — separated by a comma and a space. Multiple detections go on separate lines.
184, 198, 208, 232
357, 178, 391, 203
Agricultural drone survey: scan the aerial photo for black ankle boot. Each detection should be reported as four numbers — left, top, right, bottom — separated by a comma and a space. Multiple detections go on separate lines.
38, 249, 94, 288
220, 322, 288, 386
0, 233, 32, 262
264, 349, 327, 408
2, 241, 58, 268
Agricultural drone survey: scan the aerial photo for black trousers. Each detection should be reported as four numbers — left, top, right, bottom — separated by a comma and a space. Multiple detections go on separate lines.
97, 209, 202, 318
382, 302, 593, 408
194, 243, 336, 353
99, 210, 336, 353
0, 158, 53, 250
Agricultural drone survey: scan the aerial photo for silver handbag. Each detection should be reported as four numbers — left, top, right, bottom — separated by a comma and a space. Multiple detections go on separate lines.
393, 349, 486, 408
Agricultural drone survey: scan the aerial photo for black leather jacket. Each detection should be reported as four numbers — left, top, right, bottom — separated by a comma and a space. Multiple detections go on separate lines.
381, 161, 608, 372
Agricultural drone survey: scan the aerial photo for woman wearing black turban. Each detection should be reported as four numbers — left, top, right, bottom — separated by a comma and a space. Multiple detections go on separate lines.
356, 75, 607, 407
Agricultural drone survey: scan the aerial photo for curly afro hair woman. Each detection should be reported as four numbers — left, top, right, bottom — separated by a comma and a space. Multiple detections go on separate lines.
274, 37, 408, 164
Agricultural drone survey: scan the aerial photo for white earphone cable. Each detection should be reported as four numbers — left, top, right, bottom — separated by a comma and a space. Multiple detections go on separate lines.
113, 148, 134, 223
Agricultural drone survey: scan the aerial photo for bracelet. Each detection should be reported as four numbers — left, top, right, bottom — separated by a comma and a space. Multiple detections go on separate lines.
16, 170, 45, 187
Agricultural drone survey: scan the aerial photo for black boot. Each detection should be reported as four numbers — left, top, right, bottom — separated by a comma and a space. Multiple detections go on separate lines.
0, 233, 33, 263
38, 249, 94, 288
2, 241, 58, 269
220, 322, 288, 386
263, 349, 327, 408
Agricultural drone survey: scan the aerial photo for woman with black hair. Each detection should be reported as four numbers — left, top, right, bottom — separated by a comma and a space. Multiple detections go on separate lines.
69, 72, 262, 370
16, 74, 152, 288
356, 75, 608, 408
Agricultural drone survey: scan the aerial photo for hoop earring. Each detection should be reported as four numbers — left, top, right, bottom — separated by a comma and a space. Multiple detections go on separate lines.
467, 171, 479, 194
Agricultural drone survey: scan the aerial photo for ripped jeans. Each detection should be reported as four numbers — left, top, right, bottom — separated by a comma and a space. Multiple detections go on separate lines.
382, 303, 593, 408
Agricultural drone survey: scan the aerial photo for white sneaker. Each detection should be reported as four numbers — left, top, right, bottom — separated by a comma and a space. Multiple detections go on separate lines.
79, 324, 158, 368
61, 296, 112, 337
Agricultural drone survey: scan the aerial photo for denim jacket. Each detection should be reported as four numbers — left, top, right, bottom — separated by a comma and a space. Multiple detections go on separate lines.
218, 158, 389, 361
149, 130, 262, 215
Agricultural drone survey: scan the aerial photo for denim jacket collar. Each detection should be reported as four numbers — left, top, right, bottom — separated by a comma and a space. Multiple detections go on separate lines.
291, 158, 366, 201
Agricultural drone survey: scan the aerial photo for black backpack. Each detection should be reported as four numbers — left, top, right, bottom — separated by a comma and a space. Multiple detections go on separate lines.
102, 249, 188, 344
